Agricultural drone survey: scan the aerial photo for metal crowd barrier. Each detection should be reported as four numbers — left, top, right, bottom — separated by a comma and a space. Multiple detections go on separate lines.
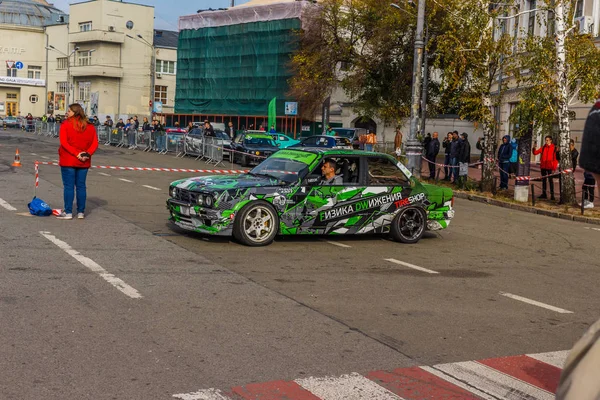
203, 136, 224, 166
108, 128, 125, 146
97, 126, 110, 144
136, 130, 151, 151
154, 132, 167, 154
182, 133, 204, 159
165, 133, 184, 155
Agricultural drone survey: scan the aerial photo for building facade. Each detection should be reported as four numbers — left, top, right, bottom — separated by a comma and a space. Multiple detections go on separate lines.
0, 0, 177, 121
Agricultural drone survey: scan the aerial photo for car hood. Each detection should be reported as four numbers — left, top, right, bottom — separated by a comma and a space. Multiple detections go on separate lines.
242, 144, 278, 151
171, 174, 279, 192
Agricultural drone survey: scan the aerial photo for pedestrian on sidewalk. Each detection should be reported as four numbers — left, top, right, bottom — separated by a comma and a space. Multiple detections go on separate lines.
449, 131, 460, 183
569, 139, 579, 171
532, 135, 558, 200
426, 131, 440, 179
509, 137, 518, 177
457, 132, 471, 188
498, 135, 512, 190
394, 128, 403, 158
582, 172, 596, 209
442, 132, 452, 180
127, 118, 137, 149
365, 130, 376, 152
56, 103, 98, 220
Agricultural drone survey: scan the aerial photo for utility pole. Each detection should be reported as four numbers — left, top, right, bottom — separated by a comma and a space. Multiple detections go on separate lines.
406, 0, 426, 176
230, 0, 235, 7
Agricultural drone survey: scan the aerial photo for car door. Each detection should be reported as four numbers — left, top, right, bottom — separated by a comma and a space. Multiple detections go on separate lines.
282, 156, 369, 234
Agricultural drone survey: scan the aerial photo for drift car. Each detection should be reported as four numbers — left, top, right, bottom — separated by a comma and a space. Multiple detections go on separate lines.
167, 149, 454, 246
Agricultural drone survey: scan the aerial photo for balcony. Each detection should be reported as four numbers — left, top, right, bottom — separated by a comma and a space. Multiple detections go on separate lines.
70, 64, 124, 79
70, 30, 125, 44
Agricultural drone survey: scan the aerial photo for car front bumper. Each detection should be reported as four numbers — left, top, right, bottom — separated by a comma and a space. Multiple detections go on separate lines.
166, 199, 233, 236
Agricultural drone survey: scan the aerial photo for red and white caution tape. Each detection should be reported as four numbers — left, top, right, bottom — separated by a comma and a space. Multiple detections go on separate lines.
35, 161, 248, 174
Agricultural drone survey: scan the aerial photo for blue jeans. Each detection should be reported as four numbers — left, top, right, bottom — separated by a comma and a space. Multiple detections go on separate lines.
365, 144, 373, 151
450, 157, 458, 182
61, 167, 88, 214
156, 135, 166, 151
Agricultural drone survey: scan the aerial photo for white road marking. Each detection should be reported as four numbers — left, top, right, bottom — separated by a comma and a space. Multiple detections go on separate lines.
98, 172, 111, 177
428, 361, 554, 399
39, 231, 142, 299
584, 226, 600, 232
16, 212, 33, 217
323, 240, 351, 248
142, 185, 162, 191
499, 292, 573, 314
172, 389, 231, 400
52, 159, 58, 162
528, 350, 569, 369
41, 156, 49, 159
419, 366, 496, 400
296, 372, 401, 400
0, 198, 17, 211
119, 178, 134, 183
384, 258, 439, 274
31, 153, 38, 156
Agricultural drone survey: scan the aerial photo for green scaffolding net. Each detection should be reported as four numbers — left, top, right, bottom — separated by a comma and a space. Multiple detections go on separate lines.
175, 18, 301, 116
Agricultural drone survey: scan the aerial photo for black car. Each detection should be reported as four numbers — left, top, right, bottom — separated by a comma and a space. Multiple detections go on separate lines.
290, 135, 353, 150
231, 132, 279, 167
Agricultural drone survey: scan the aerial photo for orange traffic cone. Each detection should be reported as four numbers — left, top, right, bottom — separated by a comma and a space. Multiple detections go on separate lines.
11, 148, 22, 167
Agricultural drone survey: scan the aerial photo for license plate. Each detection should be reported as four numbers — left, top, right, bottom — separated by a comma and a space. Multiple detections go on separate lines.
180, 206, 190, 216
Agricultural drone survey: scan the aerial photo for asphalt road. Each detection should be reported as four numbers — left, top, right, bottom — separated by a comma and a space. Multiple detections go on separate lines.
1, 129, 599, 399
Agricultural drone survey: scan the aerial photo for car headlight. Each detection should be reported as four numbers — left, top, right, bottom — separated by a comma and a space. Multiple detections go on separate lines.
170, 186, 178, 198
197, 196, 204, 206
204, 195, 214, 207
255, 151, 260, 155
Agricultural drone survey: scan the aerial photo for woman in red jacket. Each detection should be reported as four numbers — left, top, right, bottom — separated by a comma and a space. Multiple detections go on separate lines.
532, 135, 558, 200
56, 103, 98, 220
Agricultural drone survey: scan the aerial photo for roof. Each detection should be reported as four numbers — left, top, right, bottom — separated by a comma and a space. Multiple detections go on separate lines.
0, 0, 67, 27
153, 29, 178, 48
280, 148, 384, 156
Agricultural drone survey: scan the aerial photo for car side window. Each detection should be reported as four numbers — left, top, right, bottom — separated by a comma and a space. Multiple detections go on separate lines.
279, 136, 288, 141
302, 137, 319, 146
307, 157, 361, 185
367, 157, 409, 186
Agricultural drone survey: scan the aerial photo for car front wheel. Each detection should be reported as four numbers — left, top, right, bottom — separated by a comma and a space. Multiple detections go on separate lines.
390, 206, 426, 244
233, 201, 279, 246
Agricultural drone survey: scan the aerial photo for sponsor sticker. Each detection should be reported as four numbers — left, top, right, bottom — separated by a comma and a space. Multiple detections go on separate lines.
319, 192, 404, 221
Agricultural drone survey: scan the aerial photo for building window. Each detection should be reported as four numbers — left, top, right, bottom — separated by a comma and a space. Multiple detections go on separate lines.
57, 81, 69, 93
29, 95, 39, 103
156, 60, 176, 74
575, 0, 583, 18
77, 50, 93, 66
7, 67, 17, 77
154, 85, 168, 105
57, 57, 68, 70
28, 66, 42, 79
79, 21, 92, 32
77, 81, 91, 102
527, 0, 536, 36
7, 93, 18, 99
547, 8, 555, 37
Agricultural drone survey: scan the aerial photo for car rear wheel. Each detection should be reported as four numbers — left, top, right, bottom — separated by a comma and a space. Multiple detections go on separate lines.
233, 201, 279, 246
390, 207, 426, 244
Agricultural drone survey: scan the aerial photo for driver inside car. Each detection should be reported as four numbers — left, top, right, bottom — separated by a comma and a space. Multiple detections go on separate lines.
320, 159, 343, 185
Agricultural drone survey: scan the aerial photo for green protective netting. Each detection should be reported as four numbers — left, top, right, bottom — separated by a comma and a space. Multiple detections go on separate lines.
175, 18, 300, 116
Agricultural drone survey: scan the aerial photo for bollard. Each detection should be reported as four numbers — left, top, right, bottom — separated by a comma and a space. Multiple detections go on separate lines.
581, 188, 585, 215
492, 177, 497, 195
531, 184, 536, 206
435, 167, 441, 184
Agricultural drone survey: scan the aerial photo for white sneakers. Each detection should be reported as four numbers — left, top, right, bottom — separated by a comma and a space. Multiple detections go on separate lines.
56, 212, 73, 220
584, 200, 595, 209
56, 212, 85, 219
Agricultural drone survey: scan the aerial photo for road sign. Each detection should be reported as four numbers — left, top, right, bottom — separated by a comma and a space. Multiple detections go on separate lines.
6, 61, 14, 68
15, 61, 23, 70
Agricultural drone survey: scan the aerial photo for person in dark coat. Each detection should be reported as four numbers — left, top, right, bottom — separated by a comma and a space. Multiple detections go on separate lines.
426, 132, 440, 179
449, 131, 460, 183
442, 132, 452, 180
456, 132, 471, 188
569, 139, 579, 171
497, 135, 512, 190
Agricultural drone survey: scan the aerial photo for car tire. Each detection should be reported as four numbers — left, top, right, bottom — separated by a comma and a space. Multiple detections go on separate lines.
390, 206, 426, 244
232, 201, 279, 246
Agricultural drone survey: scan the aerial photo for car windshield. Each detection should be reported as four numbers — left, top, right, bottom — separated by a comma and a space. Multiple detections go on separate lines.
244, 137, 276, 146
335, 137, 351, 145
250, 152, 315, 183
332, 128, 355, 139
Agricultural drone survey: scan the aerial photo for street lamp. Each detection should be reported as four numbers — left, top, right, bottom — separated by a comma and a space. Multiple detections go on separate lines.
126, 34, 155, 118
391, 0, 425, 175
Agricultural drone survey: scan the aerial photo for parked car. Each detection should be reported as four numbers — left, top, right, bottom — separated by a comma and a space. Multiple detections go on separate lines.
2, 116, 20, 128
167, 148, 454, 246
231, 132, 279, 167
331, 127, 367, 149
185, 128, 232, 155
290, 135, 353, 150
270, 133, 301, 149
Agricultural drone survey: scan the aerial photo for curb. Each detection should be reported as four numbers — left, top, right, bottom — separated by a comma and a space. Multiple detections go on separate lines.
454, 192, 600, 226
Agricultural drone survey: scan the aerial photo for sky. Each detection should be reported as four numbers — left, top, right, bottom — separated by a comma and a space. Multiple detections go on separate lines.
51, 0, 252, 31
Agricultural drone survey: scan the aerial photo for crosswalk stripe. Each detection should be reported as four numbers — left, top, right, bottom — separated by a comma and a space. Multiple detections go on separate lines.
295, 373, 402, 400
231, 380, 320, 399
527, 350, 569, 369
172, 388, 231, 400
478, 354, 562, 393
367, 366, 481, 399
429, 361, 554, 399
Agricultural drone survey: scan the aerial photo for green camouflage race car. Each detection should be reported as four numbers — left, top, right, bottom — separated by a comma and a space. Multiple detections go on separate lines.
167, 149, 454, 246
